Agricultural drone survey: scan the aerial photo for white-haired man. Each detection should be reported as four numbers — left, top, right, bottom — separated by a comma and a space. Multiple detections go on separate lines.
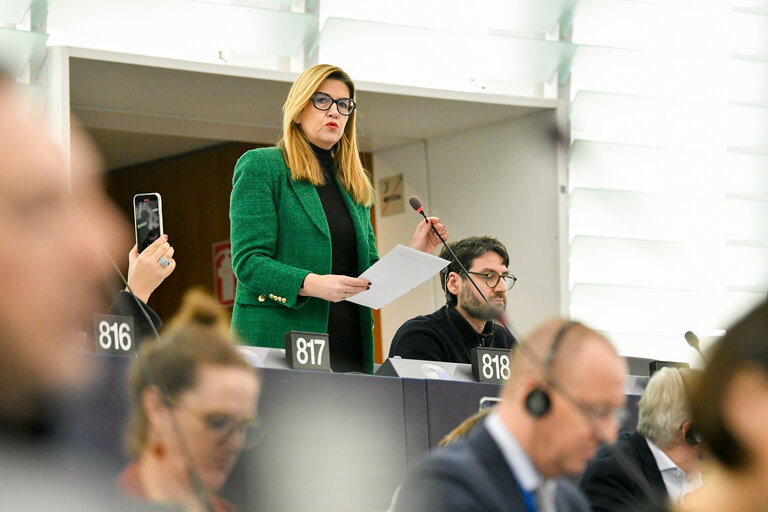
579, 367, 704, 511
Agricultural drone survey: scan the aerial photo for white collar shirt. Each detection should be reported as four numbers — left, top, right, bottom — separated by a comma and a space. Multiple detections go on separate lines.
486, 411, 556, 511
645, 438, 703, 503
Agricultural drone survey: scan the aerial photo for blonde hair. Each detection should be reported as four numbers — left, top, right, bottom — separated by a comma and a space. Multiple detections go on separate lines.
439, 408, 493, 447
124, 289, 256, 457
278, 64, 373, 206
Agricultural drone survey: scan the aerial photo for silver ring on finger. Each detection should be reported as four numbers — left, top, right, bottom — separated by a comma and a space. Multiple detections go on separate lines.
158, 257, 170, 268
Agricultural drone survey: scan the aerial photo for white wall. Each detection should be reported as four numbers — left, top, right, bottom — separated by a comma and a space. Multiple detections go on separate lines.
372, 141, 437, 354
374, 109, 562, 355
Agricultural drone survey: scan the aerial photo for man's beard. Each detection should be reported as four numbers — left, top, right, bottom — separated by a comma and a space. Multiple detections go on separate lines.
457, 282, 506, 321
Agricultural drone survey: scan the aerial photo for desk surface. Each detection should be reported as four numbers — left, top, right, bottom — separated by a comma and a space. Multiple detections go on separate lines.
73, 354, 640, 512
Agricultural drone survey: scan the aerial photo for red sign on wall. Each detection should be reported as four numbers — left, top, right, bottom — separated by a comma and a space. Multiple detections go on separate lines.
213, 241, 237, 307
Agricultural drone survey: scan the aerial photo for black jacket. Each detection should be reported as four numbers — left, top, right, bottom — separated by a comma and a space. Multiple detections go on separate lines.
389, 305, 516, 363
108, 291, 162, 346
579, 431, 668, 512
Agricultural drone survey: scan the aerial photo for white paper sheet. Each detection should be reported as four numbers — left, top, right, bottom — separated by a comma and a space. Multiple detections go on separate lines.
345, 244, 450, 310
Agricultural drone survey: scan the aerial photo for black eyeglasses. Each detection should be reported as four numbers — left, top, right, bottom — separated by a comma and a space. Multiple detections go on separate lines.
310, 92, 356, 116
466, 271, 517, 290
568, 394, 629, 429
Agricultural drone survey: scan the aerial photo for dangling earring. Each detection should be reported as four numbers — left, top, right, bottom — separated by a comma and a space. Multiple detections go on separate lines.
151, 442, 165, 458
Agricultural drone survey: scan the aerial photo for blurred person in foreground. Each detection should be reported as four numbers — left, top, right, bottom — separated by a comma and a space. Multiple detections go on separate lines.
644, 299, 768, 512
392, 319, 627, 512
390, 405, 495, 510
579, 367, 703, 511
0, 74, 137, 508
120, 290, 260, 512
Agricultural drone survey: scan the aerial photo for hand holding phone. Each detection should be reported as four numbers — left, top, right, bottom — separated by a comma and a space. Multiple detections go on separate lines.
133, 193, 164, 254
126, 236, 175, 303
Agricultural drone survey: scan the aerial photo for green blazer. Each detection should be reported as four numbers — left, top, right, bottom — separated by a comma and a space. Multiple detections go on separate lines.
229, 147, 380, 373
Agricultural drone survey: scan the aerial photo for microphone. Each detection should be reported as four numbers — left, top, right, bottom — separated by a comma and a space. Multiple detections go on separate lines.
409, 196, 503, 348
408, 195, 490, 308
408, 196, 425, 215
409, 196, 502, 347
684, 331, 709, 365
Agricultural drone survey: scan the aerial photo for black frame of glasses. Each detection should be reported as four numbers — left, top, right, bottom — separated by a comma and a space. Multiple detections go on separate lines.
466, 270, 517, 289
310, 92, 356, 116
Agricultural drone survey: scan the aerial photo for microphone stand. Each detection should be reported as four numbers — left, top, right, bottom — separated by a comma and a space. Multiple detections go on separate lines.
685, 331, 709, 365
409, 196, 491, 307
408, 197, 496, 347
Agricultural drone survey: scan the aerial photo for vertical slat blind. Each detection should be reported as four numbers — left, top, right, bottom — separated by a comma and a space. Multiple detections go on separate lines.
568, 0, 768, 361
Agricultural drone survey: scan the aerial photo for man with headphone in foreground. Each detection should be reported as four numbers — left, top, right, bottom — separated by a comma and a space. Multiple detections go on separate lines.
392, 319, 627, 512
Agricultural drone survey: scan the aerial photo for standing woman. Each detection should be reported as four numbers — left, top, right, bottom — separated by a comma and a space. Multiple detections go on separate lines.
230, 64, 446, 373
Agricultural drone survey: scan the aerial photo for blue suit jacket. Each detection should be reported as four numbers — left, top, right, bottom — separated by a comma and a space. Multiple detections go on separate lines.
393, 424, 592, 512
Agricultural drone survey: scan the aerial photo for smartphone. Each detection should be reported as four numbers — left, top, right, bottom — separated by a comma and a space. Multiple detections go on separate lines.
133, 193, 164, 254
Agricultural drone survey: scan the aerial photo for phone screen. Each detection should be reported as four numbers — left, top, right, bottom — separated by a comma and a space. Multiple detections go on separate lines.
134, 193, 163, 253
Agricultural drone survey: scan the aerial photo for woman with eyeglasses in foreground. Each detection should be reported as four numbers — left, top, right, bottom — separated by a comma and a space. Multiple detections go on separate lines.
120, 289, 259, 512
230, 64, 447, 373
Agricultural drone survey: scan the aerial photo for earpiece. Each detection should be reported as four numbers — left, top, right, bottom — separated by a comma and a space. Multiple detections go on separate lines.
524, 321, 575, 419
684, 424, 702, 446
678, 368, 703, 446
525, 388, 551, 418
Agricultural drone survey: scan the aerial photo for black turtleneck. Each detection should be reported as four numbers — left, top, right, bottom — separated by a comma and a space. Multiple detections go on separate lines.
311, 144, 363, 373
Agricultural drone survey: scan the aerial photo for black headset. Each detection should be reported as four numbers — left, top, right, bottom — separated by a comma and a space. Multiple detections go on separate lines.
684, 424, 702, 446
519, 320, 661, 503
525, 321, 576, 418
678, 368, 703, 446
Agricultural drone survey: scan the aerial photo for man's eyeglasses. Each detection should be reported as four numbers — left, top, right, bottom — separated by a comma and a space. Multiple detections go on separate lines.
569, 395, 628, 430
466, 271, 517, 290
310, 92, 356, 116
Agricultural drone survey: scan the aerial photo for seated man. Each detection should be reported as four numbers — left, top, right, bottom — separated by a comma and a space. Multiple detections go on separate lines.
579, 367, 703, 511
389, 236, 516, 363
392, 320, 628, 512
